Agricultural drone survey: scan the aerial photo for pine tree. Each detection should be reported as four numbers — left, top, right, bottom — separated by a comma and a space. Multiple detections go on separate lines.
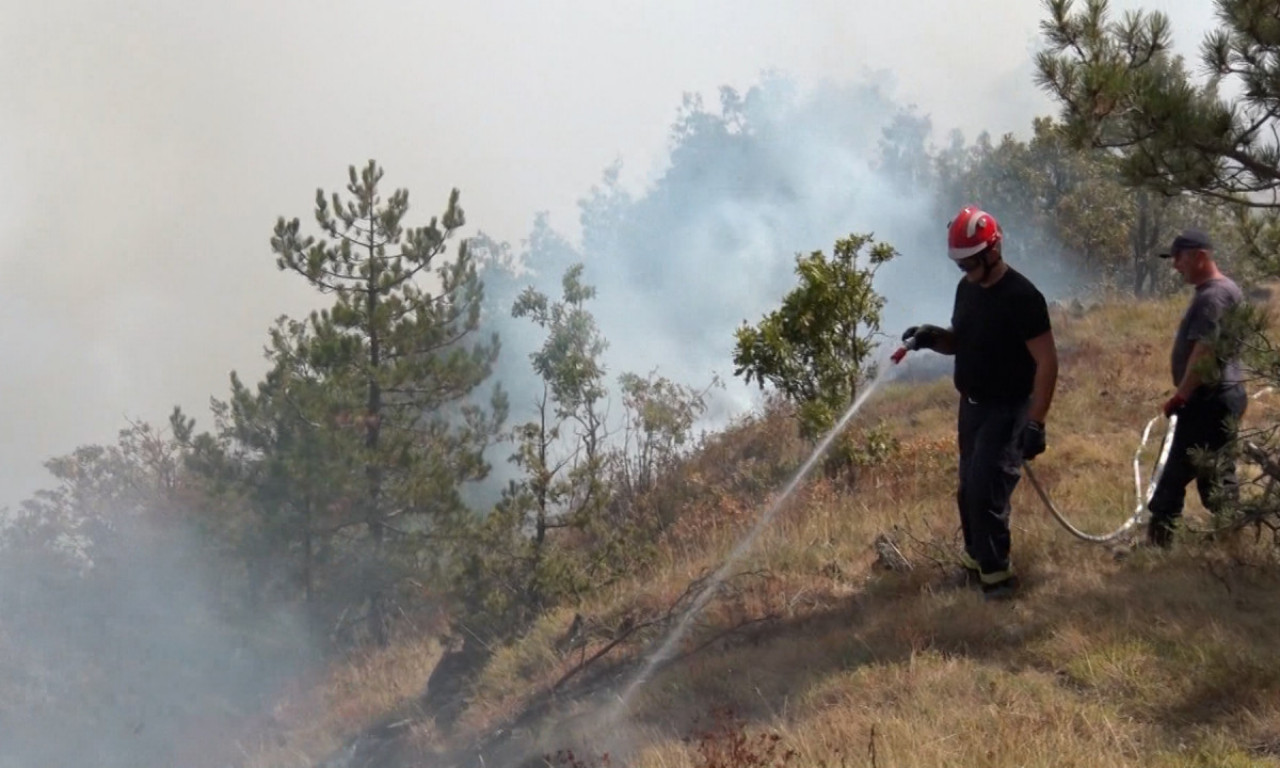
1037, 0, 1280, 536
270, 160, 506, 644
1035, 0, 1280, 206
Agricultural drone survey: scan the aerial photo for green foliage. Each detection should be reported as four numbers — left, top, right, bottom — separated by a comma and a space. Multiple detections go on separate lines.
0, 419, 307, 766
842, 423, 903, 470
733, 233, 895, 439
513, 263, 608, 427
1035, 0, 1280, 531
615, 370, 717, 498
8, 419, 187, 566
452, 493, 534, 638
508, 263, 609, 537
182, 322, 370, 625
461, 265, 721, 641
185, 160, 507, 645
284, 168, 502, 504
463, 263, 612, 634
931, 116, 1212, 295
1035, 0, 1280, 206
1222, 205, 1280, 284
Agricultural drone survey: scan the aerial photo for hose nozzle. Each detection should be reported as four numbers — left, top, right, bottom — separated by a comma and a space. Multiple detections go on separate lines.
891, 335, 919, 365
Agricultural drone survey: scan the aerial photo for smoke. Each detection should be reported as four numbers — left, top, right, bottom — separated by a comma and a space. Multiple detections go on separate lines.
0, 2, 1227, 765
0, 490, 310, 767
0, 61, 1097, 763
464, 72, 1106, 766
476, 73, 1086, 478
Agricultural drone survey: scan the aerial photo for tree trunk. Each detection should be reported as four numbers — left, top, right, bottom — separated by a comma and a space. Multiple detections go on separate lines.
366, 236, 387, 646
529, 389, 550, 609
302, 494, 313, 605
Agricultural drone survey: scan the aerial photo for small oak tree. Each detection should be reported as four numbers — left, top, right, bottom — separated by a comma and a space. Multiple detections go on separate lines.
733, 233, 895, 440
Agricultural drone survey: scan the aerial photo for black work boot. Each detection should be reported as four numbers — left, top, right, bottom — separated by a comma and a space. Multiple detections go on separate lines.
1147, 516, 1175, 549
981, 574, 1019, 602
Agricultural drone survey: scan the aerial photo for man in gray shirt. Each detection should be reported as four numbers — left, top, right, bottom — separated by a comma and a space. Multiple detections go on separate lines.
1147, 228, 1248, 547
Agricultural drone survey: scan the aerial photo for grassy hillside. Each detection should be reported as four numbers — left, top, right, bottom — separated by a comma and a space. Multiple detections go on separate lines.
244, 292, 1280, 768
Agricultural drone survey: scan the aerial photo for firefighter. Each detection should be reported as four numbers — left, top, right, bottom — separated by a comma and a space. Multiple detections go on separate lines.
901, 206, 1059, 600
1147, 228, 1247, 547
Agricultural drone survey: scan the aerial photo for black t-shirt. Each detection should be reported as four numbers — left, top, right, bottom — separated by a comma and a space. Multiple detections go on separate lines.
951, 267, 1052, 402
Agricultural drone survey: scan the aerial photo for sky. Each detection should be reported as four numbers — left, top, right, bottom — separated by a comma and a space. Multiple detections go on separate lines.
0, 0, 1219, 511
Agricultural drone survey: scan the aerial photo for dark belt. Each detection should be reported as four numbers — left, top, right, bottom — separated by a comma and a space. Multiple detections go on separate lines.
961, 392, 1027, 406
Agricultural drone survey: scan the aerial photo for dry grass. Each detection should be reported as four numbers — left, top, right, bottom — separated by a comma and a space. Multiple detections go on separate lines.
241, 293, 1280, 768
237, 636, 444, 767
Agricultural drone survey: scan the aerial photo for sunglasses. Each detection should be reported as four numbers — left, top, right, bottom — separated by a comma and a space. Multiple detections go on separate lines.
956, 247, 993, 272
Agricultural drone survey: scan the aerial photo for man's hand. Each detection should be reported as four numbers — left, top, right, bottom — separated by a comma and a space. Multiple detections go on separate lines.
902, 324, 945, 351
1162, 393, 1188, 418
1019, 420, 1046, 460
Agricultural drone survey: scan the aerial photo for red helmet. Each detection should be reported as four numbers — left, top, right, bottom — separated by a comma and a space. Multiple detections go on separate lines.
947, 206, 1002, 261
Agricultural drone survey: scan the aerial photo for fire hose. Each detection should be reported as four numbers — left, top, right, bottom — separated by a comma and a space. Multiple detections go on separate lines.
892, 339, 1179, 544
1024, 413, 1178, 543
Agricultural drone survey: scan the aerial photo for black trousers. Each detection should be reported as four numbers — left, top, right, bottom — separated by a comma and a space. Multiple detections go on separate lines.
1148, 385, 1247, 544
957, 396, 1029, 579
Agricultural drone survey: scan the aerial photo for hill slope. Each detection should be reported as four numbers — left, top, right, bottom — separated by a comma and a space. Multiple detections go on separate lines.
246, 293, 1280, 768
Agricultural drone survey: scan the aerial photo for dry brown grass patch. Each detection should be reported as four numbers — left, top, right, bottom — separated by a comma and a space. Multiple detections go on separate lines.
238, 636, 442, 767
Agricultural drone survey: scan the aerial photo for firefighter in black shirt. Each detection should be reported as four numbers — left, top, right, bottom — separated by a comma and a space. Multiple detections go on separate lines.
901, 206, 1059, 600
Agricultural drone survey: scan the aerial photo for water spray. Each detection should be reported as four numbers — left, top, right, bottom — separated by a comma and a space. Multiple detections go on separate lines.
606, 360, 892, 722
599, 336, 1171, 742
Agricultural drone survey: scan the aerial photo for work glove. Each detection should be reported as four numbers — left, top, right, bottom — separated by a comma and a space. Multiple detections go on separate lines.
1162, 393, 1187, 418
1019, 420, 1046, 460
902, 324, 945, 351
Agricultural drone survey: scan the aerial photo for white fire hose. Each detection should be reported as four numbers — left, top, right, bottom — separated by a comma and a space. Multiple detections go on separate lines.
1023, 414, 1178, 543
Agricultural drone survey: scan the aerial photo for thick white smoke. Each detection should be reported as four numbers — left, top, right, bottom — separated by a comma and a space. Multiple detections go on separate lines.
0, 481, 310, 767
477, 73, 1082, 468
